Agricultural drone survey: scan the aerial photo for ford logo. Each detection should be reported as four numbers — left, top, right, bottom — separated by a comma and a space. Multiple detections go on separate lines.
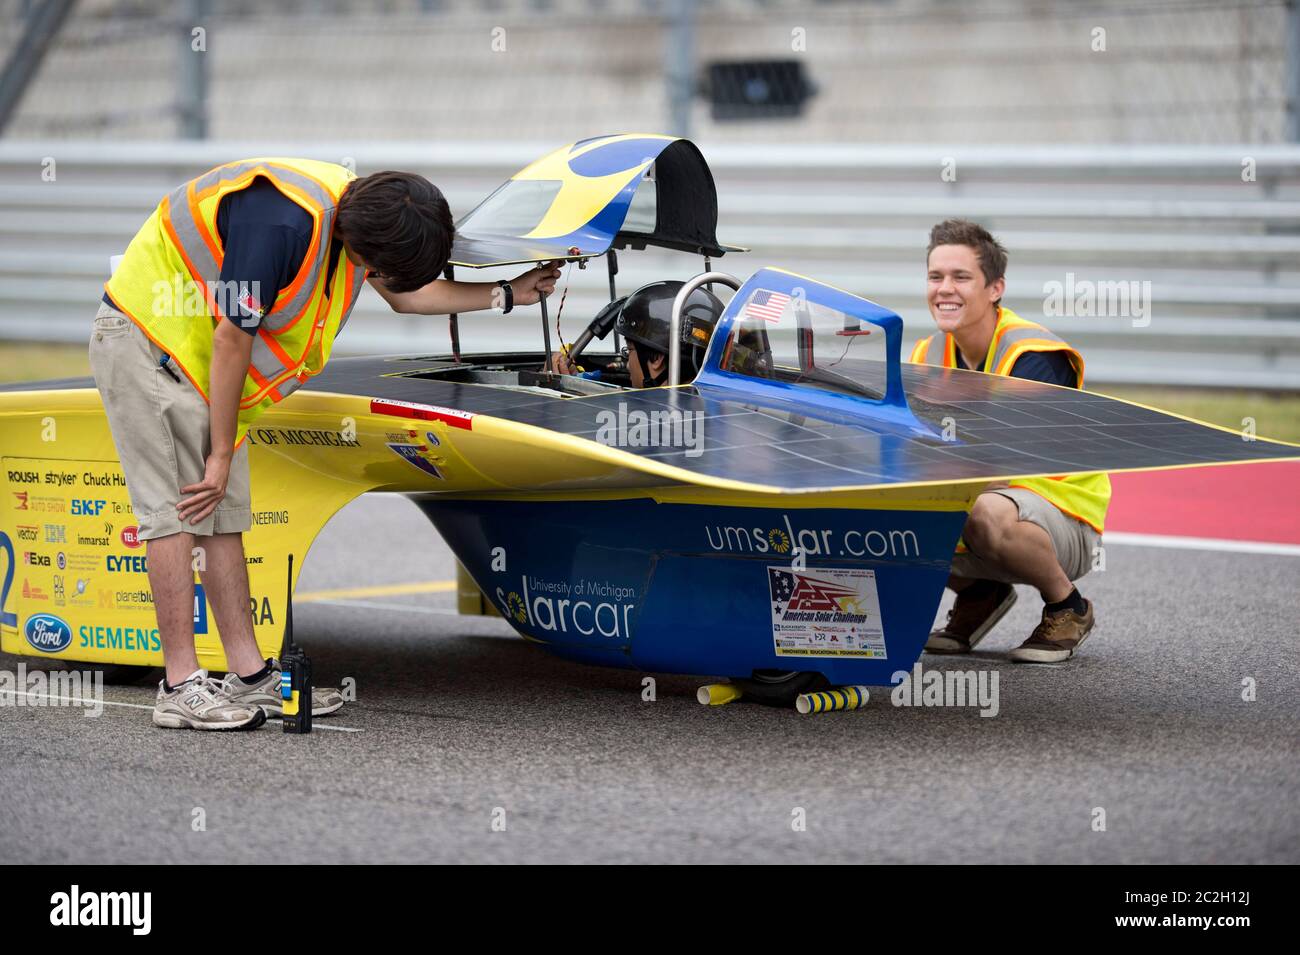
24, 613, 72, 653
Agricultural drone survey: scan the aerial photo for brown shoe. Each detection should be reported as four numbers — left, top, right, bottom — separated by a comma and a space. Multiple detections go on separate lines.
1009, 599, 1095, 663
925, 582, 1017, 654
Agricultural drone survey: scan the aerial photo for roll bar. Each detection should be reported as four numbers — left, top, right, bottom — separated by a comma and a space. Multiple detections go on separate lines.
668, 271, 741, 387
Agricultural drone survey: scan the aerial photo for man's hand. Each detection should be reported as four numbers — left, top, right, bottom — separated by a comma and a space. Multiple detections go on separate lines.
551, 350, 578, 375
178, 453, 231, 526
510, 261, 562, 306
194, 319, 251, 527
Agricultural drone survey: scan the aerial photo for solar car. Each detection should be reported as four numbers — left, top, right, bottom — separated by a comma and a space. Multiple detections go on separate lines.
2, 134, 1295, 705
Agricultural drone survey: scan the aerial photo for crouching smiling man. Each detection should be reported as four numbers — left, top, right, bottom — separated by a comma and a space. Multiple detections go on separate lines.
908, 219, 1110, 662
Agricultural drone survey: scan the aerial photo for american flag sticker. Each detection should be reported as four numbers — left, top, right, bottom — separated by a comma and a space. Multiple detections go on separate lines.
743, 289, 791, 323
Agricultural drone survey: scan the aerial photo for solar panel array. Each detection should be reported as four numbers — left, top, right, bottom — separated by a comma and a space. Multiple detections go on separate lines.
305, 355, 1298, 490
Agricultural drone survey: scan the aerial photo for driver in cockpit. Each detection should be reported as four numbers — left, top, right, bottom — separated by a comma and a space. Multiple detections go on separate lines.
552, 280, 723, 387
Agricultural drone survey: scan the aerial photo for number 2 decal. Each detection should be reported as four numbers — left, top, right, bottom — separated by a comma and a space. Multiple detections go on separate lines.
0, 531, 15, 628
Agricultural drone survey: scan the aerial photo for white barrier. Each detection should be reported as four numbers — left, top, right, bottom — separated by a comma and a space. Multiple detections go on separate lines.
1, 141, 1298, 388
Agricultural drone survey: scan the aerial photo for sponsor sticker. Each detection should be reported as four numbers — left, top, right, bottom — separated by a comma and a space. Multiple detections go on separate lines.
24, 613, 72, 653
494, 573, 637, 641
386, 442, 444, 479
194, 582, 208, 635
369, 398, 474, 430
767, 565, 887, 658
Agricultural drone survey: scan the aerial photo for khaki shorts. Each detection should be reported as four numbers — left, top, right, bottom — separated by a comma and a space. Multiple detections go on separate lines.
88, 302, 251, 541
951, 487, 1101, 583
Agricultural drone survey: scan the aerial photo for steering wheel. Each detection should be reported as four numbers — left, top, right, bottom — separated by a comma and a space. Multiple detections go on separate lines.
560, 296, 626, 372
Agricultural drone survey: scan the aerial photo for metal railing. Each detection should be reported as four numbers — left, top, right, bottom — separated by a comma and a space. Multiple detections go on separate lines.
1, 140, 1298, 389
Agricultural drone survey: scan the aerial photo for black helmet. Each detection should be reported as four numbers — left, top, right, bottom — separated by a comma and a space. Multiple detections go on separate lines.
615, 280, 724, 385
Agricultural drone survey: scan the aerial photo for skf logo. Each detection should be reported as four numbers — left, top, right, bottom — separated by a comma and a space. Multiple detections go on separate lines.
49, 884, 151, 935
16, 524, 38, 541
71, 499, 106, 516
24, 551, 51, 567
120, 525, 141, 548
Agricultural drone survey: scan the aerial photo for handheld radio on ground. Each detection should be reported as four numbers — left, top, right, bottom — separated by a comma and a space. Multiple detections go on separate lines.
279, 554, 312, 734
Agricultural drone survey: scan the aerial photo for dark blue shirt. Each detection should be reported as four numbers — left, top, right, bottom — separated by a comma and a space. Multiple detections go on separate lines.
954, 343, 1078, 388
213, 177, 313, 332
105, 176, 342, 333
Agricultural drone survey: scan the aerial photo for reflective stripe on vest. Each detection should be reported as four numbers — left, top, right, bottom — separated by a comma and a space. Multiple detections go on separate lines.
910, 309, 1080, 379
906, 307, 1110, 533
105, 158, 366, 446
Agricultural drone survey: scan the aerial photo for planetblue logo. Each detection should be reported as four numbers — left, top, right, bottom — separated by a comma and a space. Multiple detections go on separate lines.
24, 613, 72, 653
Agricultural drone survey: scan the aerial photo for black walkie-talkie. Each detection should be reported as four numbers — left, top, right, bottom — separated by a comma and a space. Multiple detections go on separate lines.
279, 554, 312, 734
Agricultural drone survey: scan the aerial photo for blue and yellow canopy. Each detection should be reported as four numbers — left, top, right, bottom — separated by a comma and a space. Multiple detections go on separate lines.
448, 133, 743, 268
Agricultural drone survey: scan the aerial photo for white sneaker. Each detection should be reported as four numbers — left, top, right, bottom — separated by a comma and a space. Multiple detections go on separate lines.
153, 670, 267, 731
220, 659, 345, 717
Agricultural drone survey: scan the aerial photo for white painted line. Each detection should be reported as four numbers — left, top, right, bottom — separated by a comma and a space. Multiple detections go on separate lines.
0, 689, 103, 710
1104, 531, 1300, 557
0, 689, 363, 732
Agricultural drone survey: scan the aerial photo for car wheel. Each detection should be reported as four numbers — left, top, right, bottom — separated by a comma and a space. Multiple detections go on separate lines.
735, 669, 828, 707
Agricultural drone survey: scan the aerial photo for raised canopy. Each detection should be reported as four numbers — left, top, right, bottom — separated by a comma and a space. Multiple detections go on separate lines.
448, 133, 743, 269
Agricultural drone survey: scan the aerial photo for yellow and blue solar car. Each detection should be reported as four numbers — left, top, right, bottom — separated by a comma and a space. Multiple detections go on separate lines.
2, 134, 1296, 705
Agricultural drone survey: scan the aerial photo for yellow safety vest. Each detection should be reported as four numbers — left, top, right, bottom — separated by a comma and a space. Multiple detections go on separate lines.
104, 158, 367, 447
908, 307, 1111, 533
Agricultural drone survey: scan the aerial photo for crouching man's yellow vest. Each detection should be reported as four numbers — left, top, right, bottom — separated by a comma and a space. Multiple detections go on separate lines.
104, 158, 367, 448
908, 307, 1111, 533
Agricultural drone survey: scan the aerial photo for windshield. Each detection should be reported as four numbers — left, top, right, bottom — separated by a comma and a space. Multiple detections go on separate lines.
621, 174, 657, 233
717, 286, 885, 400
457, 180, 563, 237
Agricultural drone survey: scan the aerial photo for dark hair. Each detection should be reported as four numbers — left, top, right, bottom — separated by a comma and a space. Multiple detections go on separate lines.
927, 218, 1008, 304
336, 171, 454, 293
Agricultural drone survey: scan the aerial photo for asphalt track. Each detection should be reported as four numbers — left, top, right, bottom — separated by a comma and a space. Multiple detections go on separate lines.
1, 469, 1297, 865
